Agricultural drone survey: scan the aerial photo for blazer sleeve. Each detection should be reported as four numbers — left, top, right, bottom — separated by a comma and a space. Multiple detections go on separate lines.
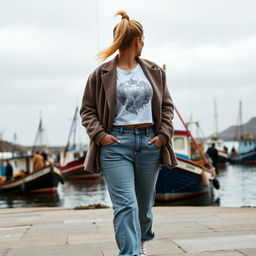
157, 68, 175, 145
80, 72, 107, 145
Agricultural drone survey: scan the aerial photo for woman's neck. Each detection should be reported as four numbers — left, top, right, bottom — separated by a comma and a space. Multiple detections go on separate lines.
117, 50, 138, 70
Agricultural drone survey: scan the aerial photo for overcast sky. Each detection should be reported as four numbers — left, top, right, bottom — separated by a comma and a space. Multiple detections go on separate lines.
1, 0, 255, 147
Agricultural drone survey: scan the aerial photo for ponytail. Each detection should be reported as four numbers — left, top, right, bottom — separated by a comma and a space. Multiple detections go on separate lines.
97, 10, 143, 61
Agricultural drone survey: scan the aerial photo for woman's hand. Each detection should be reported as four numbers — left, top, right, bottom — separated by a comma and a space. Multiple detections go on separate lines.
148, 136, 163, 147
100, 134, 120, 146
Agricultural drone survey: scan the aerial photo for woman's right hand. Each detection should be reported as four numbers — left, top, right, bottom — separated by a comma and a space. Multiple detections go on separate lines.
100, 134, 121, 146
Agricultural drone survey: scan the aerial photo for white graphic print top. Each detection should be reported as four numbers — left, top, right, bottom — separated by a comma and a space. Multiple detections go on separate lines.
113, 64, 153, 126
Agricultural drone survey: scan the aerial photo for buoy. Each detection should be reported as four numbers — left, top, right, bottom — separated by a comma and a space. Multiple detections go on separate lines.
212, 178, 220, 190
201, 170, 209, 187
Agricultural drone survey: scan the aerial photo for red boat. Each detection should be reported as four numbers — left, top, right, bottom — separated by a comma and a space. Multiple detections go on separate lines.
59, 107, 100, 180
60, 153, 100, 179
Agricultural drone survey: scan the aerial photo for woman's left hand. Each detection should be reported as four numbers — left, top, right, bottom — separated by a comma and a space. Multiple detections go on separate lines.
148, 136, 163, 147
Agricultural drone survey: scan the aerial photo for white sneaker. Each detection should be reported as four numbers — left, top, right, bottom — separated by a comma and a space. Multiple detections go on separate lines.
140, 241, 147, 256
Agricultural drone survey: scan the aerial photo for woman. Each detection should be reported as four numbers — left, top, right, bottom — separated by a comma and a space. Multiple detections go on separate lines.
80, 10, 177, 256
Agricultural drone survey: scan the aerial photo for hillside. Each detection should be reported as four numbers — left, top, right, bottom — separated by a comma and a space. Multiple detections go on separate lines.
0, 140, 28, 153
0, 140, 65, 155
218, 117, 256, 141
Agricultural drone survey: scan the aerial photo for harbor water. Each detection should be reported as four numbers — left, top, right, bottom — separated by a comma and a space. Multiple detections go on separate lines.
0, 164, 256, 208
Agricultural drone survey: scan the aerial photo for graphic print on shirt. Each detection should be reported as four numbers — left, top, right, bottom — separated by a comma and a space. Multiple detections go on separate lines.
116, 78, 153, 115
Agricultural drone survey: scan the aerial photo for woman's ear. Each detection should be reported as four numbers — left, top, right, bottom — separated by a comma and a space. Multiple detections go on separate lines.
134, 37, 140, 47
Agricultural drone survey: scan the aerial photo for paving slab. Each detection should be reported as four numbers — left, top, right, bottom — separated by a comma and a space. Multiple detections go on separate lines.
0, 248, 8, 256
237, 248, 256, 256
0, 206, 255, 256
7, 244, 89, 256
174, 234, 256, 253
172, 250, 244, 256
1, 235, 67, 249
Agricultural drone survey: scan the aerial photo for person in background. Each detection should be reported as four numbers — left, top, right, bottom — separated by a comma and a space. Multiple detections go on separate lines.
5, 160, 13, 182
80, 10, 177, 256
231, 146, 237, 155
223, 145, 228, 154
54, 153, 61, 164
41, 151, 50, 166
206, 143, 219, 174
33, 151, 45, 171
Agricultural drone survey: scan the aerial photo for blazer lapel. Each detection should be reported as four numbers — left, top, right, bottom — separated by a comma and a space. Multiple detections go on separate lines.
101, 56, 118, 126
137, 57, 162, 124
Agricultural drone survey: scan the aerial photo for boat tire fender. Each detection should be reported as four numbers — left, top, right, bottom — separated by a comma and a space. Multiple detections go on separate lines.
212, 178, 220, 190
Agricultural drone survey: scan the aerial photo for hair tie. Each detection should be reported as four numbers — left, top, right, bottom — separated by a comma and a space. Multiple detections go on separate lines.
122, 15, 129, 21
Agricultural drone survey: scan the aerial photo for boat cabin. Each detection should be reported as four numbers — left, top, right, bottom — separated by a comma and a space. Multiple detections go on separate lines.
0, 154, 34, 178
238, 135, 256, 153
60, 149, 86, 167
204, 138, 225, 152
173, 130, 191, 160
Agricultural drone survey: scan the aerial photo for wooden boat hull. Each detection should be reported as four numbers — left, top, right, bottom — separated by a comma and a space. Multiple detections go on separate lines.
0, 165, 64, 194
60, 159, 100, 179
156, 157, 213, 201
218, 150, 228, 167
229, 149, 256, 165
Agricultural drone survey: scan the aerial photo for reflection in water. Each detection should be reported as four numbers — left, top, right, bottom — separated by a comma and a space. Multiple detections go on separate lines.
0, 176, 111, 209
215, 164, 256, 207
0, 165, 256, 208
0, 193, 61, 208
155, 187, 219, 207
57, 176, 111, 208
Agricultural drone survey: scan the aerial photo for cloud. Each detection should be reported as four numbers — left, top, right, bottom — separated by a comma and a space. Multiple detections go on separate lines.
1, 0, 256, 145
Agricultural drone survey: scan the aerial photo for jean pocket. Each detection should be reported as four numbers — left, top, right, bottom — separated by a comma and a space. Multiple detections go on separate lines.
145, 141, 161, 151
152, 143, 162, 149
101, 141, 115, 147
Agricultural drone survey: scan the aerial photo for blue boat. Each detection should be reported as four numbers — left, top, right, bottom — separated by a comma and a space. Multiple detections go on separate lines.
229, 135, 256, 164
156, 130, 216, 201
229, 101, 256, 165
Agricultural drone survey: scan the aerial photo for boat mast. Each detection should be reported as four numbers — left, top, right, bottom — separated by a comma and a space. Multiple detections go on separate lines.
32, 112, 44, 154
235, 100, 243, 141
0, 131, 3, 151
64, 107, 79, 156
214, 98, 218, 139
0, 131, 3, 158
12, 133, 17, 157
238, 100, 243, 140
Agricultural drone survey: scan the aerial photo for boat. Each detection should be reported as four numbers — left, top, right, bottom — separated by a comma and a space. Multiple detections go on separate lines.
0, 164, 64, 193
156, 130, 216, 201
155, 106, 218, 202
0, 114, 65, 193
229, 101, 256, 165
204, 137, 229, 168
60, 151, 100, 179
204, 99, 228, 167
229, 134, 256, 164
59, 107, 100, 179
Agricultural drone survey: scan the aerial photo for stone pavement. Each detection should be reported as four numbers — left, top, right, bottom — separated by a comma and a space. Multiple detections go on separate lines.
0, 206, 256, 256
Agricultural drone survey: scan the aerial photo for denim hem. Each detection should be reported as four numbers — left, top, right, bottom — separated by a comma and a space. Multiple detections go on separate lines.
118, 252, 140, 256
141, 232, 155, 242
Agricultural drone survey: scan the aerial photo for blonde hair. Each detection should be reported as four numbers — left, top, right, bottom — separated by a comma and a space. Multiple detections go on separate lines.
97, 10, 143, 61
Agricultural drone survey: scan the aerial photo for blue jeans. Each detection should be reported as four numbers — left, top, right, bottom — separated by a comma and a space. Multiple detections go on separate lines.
100, 126, 161, 256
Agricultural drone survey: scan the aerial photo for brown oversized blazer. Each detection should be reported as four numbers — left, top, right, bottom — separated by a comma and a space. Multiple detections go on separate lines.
80, 55, 178, 173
